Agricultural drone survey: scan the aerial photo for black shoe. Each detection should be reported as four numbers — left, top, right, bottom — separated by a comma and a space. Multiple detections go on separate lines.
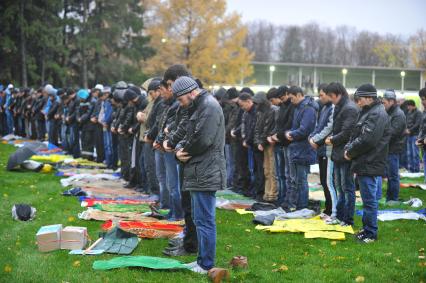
162, 246, 191, 256
124, 183, 136, 189
168, 237, 183, 247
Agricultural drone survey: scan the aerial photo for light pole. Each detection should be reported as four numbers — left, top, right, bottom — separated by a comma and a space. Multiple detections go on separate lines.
400, 71, 406, 93
342, 68, 348, 87
161, 38, 167, 44
211, 64, 217, 86
269, 65, 275, 87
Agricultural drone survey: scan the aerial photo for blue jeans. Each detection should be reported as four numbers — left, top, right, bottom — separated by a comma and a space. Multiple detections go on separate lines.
334, 162, 355, 224
103, 129, 113, 168
248, 147, 255, 186
5, 109, 13, 134
191, 191, 216, 270
287, 162, 309, 210
155, 150, 169, 209
327, 159, 338, 218
164, 152, 183, 220
376, 176, 382, 200
61, 123, 68, 151
274, 145, 286, 204
406, 136, 420, 172
386, 154, 400, 201
225, 144, 234, 188
358, 176, 379, 238
66, 124, 80, 158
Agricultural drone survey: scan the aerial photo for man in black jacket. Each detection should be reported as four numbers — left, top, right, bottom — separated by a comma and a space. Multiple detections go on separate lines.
46, 90, 60, 146
324, 82, 359, 226
382, 89, 406, 202
153, 80, 183, 221
405, 99, 422, 172
239, 92, 262, 199
270, 86, 294, 205
63, 88, 80, 157
228, 88, 250, 195
173, 76, 226, 274
344, 84, 390, 243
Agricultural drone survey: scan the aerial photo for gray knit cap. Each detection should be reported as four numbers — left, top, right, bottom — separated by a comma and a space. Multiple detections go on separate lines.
172, 76, 198, 97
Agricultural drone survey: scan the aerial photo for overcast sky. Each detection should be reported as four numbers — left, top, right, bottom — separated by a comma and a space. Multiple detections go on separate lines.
226, 0, 426, 36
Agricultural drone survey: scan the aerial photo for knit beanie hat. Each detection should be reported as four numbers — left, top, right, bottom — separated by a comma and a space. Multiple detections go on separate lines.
172, 76, 198, 97
355, 84, 377, 97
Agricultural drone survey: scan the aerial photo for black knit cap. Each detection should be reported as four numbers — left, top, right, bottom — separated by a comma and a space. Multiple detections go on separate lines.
225, 87, 239, 100
355, 83, 377, 97
124, 89, 138, 102
148, 78, 161, 92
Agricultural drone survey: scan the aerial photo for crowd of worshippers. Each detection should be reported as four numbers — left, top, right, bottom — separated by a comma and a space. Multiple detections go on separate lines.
1, 64, 426, 247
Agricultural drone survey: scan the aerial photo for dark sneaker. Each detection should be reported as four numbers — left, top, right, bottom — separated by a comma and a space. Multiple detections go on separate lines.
163, 246, 192, 256
357, 233, 377, 244
354, 230, 366, 240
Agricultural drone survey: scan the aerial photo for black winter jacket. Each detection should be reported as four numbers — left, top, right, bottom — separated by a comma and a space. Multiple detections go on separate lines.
345, 101, 391, 176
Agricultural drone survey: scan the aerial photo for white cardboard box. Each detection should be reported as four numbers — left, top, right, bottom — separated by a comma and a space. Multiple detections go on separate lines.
60, 226, 88, 250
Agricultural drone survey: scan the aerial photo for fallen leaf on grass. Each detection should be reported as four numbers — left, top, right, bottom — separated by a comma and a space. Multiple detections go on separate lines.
73, 261, 80, 267
245, 229, 251, 233
3, 193, 8, 198
68, 216, 76, 222
355, 275, 365, 282
330, 241, 337, 246
396, 258, 401, 263
272, 265, 288, 272
4, 264, 12, 273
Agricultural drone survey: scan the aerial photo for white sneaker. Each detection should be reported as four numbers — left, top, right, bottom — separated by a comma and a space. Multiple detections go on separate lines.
185, 261, 198, 269
188, 263, 208, 274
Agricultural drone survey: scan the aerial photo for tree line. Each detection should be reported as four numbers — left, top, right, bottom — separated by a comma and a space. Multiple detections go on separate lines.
245, 21, 426, 69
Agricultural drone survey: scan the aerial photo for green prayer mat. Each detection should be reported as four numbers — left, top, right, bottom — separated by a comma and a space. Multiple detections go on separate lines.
93, 256, 190, 270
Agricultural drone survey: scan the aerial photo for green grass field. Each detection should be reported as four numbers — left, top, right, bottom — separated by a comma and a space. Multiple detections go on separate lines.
0, 143, 425, 283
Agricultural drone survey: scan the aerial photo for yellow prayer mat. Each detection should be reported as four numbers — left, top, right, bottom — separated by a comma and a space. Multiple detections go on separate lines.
304, 231, 346, 240
31, 154, 71, 163
235, 209, 254, 215
255, 218, 354, 234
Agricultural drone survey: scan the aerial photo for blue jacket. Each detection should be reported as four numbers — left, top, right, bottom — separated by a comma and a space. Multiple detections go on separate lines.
311, 102, 333, 157
288, 96, 318, 165
101, 100, 113, 126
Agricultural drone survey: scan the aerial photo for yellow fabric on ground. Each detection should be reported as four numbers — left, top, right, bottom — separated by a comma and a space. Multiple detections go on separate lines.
31, 154, 71, 163
235, 209, 254, 215
304, 231, 346, 240
256, 218, 354, 234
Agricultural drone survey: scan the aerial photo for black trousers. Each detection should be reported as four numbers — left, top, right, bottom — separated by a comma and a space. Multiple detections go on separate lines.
253, 148, 265, 199
36, 119, 46, 141
231, 139, 250, 192
319, 156, 333, 215
81, 129, 95, 160
118, 134, 132, 181
179, 165, 197, 253
94, 123, 105, 163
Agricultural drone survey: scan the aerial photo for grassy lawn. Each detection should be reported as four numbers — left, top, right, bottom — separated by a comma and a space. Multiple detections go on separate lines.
0, 142, 425, 283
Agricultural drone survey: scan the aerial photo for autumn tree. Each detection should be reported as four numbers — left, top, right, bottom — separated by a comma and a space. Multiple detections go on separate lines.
142, 0, 253, 86
410, 29, 426, 69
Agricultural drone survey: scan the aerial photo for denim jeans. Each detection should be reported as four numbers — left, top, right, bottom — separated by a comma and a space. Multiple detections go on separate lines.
274, 145, 286, 204
386, 153, 400, 201
164, 151, 183, 220
5, 109, 13, 134
61, 123, 68, 151
103, 129, 113, 168
334, 162, 355, 224
406, 136, 420, 172
358, 175, 379, 238
225, 144, 234, 188
66, 123, 80, 158
155, 150, 169, 209
191, 191, 216, 270
286, 161, 309, 210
